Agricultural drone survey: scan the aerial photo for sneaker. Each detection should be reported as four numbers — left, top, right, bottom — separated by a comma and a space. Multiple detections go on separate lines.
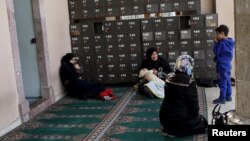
213, 98, 226, 104
99, 91, 109, 100
226, 96, 232, 101
103, 96, 112, 101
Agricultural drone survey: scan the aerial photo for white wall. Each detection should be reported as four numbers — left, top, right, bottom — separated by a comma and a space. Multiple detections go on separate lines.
216, 0, 235, 78
0, 0, 21, 136
216, 0, 235, 38
200, 0, 216, 14
44, 0, 71, 100
0, 0, 71, 136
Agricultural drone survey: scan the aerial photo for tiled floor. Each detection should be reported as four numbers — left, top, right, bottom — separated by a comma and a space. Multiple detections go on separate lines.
205, 86, 236, 124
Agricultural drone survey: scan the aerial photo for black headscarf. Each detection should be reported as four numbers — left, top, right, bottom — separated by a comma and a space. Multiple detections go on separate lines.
140, 47, 173, 76
146, 47, 158, 61
61, 53, 74, 64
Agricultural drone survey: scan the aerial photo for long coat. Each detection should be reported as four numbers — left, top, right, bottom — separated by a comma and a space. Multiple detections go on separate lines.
160, 72, 207, 136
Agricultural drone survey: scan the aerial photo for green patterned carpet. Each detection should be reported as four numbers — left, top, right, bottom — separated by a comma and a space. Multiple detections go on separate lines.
1, 87, 207, 141
101, 87, 207, 141
1, 87, 130, 141
102, 97, 169, 141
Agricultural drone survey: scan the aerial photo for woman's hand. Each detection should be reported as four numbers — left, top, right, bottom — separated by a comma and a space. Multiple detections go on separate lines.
74, 64, 81, 70
152, 69, 158, 75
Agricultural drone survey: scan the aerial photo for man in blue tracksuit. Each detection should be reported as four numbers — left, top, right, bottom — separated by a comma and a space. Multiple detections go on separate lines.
212, 25, 234, 104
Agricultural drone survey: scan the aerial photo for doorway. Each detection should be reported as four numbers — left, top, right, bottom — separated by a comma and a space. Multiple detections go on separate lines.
13, 0, 41, 105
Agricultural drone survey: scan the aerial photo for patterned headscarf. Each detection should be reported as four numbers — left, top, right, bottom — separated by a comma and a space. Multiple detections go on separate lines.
174, 55, 194, 76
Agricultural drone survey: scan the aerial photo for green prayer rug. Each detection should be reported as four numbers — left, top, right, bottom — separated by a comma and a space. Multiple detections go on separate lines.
1, 87, 130, 141
101, 87, 207, 141
1, 87, 207, 141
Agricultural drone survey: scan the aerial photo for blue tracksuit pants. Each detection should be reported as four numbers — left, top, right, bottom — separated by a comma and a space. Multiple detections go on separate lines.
218, 71, 232, 99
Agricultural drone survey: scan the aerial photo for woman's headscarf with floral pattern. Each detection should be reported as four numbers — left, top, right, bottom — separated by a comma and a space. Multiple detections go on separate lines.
174, 55, 194, 76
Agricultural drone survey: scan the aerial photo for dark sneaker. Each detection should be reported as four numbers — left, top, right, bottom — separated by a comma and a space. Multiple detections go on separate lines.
213, 98, 226, 104
226, 96, 232, 101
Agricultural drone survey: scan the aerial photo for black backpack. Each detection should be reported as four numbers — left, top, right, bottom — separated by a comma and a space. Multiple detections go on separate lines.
211, 104, 235, 125
196, 78, 217, 87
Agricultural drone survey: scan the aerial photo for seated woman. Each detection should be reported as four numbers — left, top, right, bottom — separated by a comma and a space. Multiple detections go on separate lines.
159, 55, 207, 137
60, 53, 115, 100
140, 47, 172, 80
138, 47, 172, 98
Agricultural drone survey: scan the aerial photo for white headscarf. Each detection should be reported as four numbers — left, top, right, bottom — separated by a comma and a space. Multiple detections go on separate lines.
174, 55, 194, 76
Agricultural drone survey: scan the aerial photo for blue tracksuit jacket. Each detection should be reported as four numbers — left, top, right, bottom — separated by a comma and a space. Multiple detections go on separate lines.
213, 38, 234, 72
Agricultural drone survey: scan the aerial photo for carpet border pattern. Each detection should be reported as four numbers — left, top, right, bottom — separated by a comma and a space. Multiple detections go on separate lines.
194, 87, 207, 141
84, 87, 208, 141
0, 87, 207, 141
83, 88, 136, 141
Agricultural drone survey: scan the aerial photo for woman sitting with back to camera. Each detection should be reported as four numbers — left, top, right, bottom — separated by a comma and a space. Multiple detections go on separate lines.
160, 55, 208, 137
60, 53, 115, 100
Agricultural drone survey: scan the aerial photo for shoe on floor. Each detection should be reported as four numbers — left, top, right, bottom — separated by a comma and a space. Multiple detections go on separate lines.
99, 91, 109, 100
226, 96, 232, 101
213, 98, 226, 104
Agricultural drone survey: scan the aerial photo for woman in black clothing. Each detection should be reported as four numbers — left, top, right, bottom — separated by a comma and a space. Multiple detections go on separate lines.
159, 55, 207, 137
140, 47, 172, 80
138, 47, 172, 98
60, 53, 114, 100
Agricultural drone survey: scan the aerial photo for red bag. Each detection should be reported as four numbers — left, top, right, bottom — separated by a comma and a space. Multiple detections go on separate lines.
99, 89, 116, 100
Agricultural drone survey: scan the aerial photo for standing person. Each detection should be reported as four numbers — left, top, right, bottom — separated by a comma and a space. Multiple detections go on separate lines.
60, 53, 115, 100
138, 47, 172, 98
160, 55, 207, 137
212, 25, 234, 104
